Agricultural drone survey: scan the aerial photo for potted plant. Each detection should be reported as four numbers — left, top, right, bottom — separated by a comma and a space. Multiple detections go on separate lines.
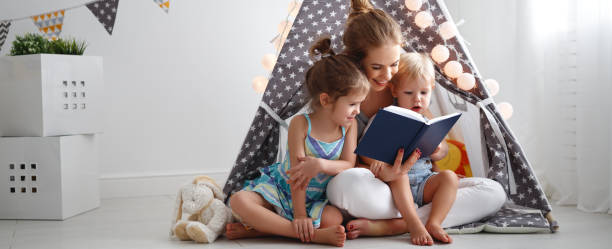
0, 33, 104, 137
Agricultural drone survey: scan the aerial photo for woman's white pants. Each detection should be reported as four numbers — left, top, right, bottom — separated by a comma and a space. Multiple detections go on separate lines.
326, 168, 506, 228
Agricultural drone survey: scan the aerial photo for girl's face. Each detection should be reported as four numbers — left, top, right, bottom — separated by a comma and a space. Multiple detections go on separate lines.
329, 89, 368, 127
391, 75, 433, 114
360, 43, 402, 92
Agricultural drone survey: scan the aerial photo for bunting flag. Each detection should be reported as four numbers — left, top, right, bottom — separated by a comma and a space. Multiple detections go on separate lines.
87, 0, 120, 35
31, 10, 65, 41
0, 21, 10, 52
153, 0, 170, 13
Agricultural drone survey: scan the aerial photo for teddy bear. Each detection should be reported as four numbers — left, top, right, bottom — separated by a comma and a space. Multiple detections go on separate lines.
170, 175, 233, 243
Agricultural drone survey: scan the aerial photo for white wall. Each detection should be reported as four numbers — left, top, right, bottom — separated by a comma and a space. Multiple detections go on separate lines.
1, 0, 290, 197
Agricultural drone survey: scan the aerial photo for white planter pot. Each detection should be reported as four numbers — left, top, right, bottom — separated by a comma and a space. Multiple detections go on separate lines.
0, 135, 100, 220
0, 54, 104, 137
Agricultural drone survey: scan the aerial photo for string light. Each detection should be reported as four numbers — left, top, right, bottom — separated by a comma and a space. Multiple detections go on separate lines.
498, 102, 514, 120
278, 20, 292, 34
288, 0, 301, 18
252, 76, 268, 93
457, 73, 476, 90
431, 44, 450, 63
261, 54, 276, 71
414, 11, 434, 29
439, 21, 457, 40
443, 61, 463, 79
404, 0, 423, 11
485, 79, 500, 96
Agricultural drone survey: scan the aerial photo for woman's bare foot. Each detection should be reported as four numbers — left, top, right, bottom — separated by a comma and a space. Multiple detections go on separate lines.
425, 222, 452, 243
407, 222, 433, 246
345, 218, 407, 239
225, 223, 268, 240
312, 225, 346, 247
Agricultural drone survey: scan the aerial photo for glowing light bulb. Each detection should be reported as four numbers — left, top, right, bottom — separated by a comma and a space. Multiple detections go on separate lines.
498, 102, 514, 120
404, 0, 423, 11
252, 76, 269, 93
415, 11, 434, 29
278, 20, 292, 34
261, 54, 276, 71
288, 1, 301, 18
457, 73, 476, 90
443, 61, 463, 79
439, 21, 457, 40
431, 45, 450, 63
485, 79, 500, 96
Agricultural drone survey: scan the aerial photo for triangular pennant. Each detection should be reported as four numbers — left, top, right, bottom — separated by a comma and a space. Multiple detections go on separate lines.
153, 0, 170, 13
87, 0, 120, 35
0, 21, 11, 53
31, 10, 65, 41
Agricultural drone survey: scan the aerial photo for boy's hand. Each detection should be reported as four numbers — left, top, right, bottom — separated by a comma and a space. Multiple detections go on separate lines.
433, 144, 442, 155
292, 215, 314, 243
287, 156, 321, 190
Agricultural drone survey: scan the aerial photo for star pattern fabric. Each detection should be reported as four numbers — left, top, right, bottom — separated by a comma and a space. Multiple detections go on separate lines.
223, 0, 551, 231
87, 0, 120, 35
31, 10, 65, 41
0, 21, 10, 52
445, 206, 550, 233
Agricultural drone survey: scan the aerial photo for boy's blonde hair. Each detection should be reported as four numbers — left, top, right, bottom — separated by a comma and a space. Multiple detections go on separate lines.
306, 37, 370, 110
391, 53, 436, 87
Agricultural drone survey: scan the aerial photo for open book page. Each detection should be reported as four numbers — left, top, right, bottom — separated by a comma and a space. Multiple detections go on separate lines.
383, 105, 426, 123
429, 112, 462, 125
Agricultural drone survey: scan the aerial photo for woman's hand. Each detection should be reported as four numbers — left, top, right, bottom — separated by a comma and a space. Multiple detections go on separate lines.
287, 156, 322, 190
292, 215, 314, 243
376, 148, 421, 182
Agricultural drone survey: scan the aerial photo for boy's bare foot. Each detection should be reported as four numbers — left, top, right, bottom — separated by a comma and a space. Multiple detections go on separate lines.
345, 218, 407, 239
425, 222, 452, 243
408, 222, 433, 246
312, 225, 346, 247
225, 223, 268, 240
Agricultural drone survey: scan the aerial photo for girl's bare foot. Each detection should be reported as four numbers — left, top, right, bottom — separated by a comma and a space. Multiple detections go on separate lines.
345, 218, 407, 239
312, 225, 346, 247
225, 223, 268, 240
425, 222, 452, 243
408, 222, 433, 246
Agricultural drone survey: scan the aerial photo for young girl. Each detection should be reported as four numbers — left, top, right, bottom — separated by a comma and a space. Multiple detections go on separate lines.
368, 53, 459, 244
226, 37, 369, 247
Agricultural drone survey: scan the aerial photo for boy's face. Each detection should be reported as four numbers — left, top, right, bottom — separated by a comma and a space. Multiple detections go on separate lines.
391, 75, 433, 114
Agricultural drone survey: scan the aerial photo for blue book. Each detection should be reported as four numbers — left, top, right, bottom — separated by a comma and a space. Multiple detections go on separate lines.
355, 106, 462, 165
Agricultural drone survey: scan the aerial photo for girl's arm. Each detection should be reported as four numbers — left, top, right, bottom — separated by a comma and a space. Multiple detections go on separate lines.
288, 119, 359, 189
286, 115, 314, 242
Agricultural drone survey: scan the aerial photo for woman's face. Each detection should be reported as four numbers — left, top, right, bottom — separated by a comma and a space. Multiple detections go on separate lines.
360, 43, 402, 92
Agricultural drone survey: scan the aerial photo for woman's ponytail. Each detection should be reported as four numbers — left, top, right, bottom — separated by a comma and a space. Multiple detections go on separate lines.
349, 0, 374, 19
309, 37, 335, 59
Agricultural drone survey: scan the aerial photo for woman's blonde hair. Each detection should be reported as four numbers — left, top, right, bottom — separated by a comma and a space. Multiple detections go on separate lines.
306, 37, 370, 110
391, 53, 436, 87
343, 0, 404, 61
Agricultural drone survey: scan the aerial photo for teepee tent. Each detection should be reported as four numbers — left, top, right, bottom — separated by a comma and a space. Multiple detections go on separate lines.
223, 0, 555, 233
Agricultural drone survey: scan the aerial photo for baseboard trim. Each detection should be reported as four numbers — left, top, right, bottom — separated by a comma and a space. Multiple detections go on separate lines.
99, 171, 229, 199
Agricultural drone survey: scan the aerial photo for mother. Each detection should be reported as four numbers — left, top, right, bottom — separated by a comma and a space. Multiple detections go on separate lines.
325, 0, 506, 244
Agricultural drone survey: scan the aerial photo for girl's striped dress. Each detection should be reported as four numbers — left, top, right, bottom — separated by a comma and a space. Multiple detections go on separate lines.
242, 113, 345, 228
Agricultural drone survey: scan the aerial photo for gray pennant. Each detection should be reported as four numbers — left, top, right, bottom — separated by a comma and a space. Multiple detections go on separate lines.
87, 0, 120, 35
